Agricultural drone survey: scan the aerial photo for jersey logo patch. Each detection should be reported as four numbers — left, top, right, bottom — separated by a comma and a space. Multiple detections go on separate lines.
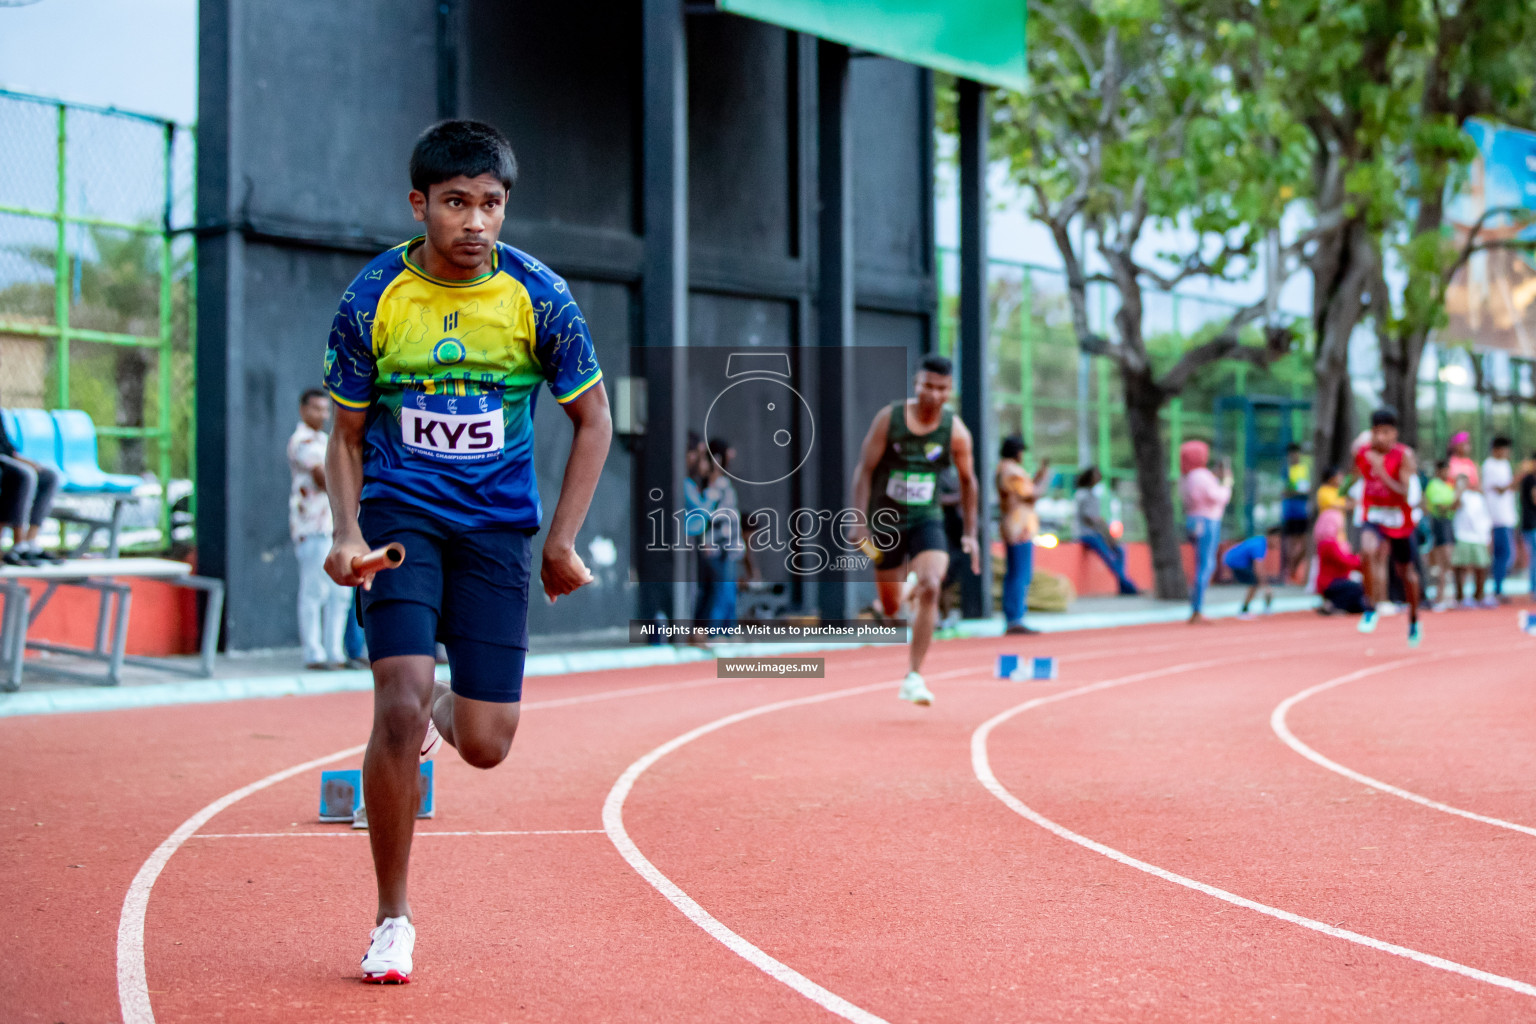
432, 338, 466, 366
924, 442, 945, 461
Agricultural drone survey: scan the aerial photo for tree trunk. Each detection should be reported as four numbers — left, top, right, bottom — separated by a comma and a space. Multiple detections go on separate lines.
1378, 337, 1422, 449
1122, 367, 1188, 600
1309, 220, 1374, 472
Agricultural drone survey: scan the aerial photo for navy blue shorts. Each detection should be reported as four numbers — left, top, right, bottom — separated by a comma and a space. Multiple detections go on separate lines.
357, 499, 534, 703
1229, 565, 1259, 586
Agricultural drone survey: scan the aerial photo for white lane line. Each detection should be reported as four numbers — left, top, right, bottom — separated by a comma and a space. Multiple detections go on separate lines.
604, 680, 897, 1024
115, 669, 856, 1024
1271, 651, 1536, 838
973, 657, 1536, 1000
191, 828, 606, 838
116, 742, 367, 1024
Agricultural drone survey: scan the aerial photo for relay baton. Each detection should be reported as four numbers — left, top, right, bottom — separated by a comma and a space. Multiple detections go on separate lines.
351, 542, 405, 589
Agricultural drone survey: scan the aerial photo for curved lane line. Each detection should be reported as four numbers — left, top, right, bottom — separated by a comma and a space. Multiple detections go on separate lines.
603, 679, 895, 1024
973, 657, 1536, 1000
115, 671, 819, 1024
117, 743, 367, 1024
1271, 651, 1536, 838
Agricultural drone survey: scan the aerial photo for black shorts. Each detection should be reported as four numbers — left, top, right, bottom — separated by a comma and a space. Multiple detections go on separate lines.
1229, 566, 1259, 586
1364, 523, 1418, 566
869, 517, 948, 571
1281, 516, 1310, 537
358, 499, 535, 703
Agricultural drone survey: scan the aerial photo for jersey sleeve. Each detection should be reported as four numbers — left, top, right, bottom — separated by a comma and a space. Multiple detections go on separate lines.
530, 275, 602, 405
323, 291, 377, 410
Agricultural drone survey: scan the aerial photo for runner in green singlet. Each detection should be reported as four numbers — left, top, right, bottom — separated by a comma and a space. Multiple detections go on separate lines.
849, 355, 980, 706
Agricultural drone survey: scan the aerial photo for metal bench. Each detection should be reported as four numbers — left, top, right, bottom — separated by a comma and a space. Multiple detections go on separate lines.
0, 557, 225, 690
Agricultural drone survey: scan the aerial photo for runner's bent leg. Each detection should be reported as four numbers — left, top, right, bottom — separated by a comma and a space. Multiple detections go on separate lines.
364, 653, 436, 923
907, 549, 949, 674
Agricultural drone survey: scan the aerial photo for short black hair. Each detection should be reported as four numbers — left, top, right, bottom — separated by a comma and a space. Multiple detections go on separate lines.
707, 437, 731, 463
999, 435, 1026, 461
1286, 442, 1302, 454
919, 354, 953, 377
300, 387, 327, 406
1370, 406, 1398, 428
410, 120, 518, 195
1076, 466, 1099, 489
1491, 435, 1512, 450
1322, 464, 1340, 480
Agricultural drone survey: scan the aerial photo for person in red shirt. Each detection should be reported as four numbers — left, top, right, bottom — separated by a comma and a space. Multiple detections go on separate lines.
1313, 508, 1371, 614
1353, 407, 1421, 645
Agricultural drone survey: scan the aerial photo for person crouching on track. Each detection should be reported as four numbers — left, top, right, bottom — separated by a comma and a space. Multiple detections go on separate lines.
1353, 407, 1422, 645
849, 355, 981, 707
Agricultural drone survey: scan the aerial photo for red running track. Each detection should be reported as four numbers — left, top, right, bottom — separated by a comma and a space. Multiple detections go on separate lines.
6, 610, 1536, 1022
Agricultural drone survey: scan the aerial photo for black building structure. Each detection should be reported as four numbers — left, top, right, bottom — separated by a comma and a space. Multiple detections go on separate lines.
196, 0, 1012, 649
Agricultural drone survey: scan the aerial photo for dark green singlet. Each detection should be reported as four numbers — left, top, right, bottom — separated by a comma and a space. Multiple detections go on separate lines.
869, 400, 953, 526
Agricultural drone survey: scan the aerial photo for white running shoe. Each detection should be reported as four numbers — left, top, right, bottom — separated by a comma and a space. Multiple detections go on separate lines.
360, 916, 414, 983
351, 802, 368, 830
421, 717, 443, 761
897, 671, 934, 706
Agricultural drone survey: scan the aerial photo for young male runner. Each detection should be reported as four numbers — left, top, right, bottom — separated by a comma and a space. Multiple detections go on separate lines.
1353, 407, 1421, 645
322, 120, 611, 982
849, 355, 980, 705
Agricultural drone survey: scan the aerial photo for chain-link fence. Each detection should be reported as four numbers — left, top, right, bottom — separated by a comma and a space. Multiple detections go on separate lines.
0, 90, 195, 548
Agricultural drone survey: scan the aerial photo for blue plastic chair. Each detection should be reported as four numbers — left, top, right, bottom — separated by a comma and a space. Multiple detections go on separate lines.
8, 408, 64, 472
51, 410, 140, 493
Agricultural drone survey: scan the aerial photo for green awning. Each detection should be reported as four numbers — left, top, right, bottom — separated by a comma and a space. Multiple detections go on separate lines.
717, 0, 1027, 92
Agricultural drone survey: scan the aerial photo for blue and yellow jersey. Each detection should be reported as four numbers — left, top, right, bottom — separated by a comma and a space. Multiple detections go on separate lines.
323, 238, 602, 528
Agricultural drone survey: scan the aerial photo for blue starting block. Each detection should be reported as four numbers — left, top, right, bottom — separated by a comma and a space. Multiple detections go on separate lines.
1520, 611, 1536, 635
318, 762, 435, 822
997, 654, 1058, 681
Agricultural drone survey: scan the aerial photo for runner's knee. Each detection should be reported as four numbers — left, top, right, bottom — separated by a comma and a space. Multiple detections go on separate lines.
457, 733, 513, 770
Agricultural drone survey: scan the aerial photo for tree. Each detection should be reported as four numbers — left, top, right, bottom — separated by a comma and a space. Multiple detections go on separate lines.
1372, 3, 1536, 446
1229, 0, 1536, 466
986, 0, 1308, 599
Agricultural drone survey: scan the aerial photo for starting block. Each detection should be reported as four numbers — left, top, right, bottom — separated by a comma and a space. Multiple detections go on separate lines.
318, 762, 435, 822
996, 654, 1058, 681
1520, 611, 1536, 635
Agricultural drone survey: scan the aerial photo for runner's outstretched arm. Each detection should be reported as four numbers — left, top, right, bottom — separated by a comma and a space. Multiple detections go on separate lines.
951, 419, 981, 575
324, 405, 372, 588
541, 382, 613, 602
849, 408, 891, 544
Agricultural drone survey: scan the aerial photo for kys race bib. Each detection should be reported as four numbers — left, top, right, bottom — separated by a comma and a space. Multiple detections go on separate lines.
886, 470, 936, 505
400, 390, 504, 463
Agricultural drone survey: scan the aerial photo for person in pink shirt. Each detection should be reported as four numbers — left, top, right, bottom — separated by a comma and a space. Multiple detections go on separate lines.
1446, 431, 1480, 490
1178, 440, 1232, 623
1313, 507, 1371, 614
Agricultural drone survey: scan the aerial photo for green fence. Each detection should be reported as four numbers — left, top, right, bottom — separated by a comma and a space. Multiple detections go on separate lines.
0, 89, 196, 540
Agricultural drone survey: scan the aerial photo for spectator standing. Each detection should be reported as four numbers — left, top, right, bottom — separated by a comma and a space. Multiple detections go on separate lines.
1521, 452, 1536, 600
996, 435, 1048, 635
1422, 461, 1458, 609
694, 437, 742, 630
1483, 436, 1517, 600
1313, 508, 1370, 615
1074, 467, 1139, 597
1451, 473, 1493, 607
1315, 465, 1351, 515
1446, 431, 1480, 489
288, 388, 351, 669
1179, 440, 1232, 624
1279, 444, 1311, 582
0, 413, 64, 566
